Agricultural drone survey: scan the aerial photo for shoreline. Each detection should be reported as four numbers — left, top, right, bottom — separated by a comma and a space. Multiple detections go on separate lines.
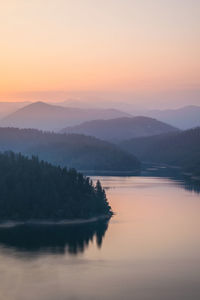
0, 214, 112, 228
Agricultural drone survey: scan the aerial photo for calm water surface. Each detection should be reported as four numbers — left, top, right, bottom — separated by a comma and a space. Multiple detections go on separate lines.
0, 176, 200, 300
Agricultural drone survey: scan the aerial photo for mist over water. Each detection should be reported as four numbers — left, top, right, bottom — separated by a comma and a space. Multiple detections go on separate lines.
0, 176, 200, 300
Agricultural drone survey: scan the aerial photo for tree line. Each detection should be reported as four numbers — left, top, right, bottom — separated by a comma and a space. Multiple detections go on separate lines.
0, 151, 113, 221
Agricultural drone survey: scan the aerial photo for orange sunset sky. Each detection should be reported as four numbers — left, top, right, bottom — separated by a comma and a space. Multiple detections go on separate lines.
0, 0, 200, 107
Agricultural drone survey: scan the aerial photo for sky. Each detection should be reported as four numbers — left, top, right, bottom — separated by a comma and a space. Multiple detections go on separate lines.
0, 0, 200, 108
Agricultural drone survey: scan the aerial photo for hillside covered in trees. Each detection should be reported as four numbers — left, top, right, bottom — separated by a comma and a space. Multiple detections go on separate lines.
0, 152, 113, 221
0, 127, 140, 172
61, 116, 178, 142
120, 128, 200, 177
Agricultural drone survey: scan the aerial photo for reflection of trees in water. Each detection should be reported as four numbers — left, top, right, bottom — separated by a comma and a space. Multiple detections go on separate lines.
166, 176, 200, 194
142, 164, 200, 195
163, 176, 200, 194
180, 178, 200, 194
0, 220, 109, 256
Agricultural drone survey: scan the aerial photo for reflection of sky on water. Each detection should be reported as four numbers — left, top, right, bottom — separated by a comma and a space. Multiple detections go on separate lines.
0, 176, 200, 300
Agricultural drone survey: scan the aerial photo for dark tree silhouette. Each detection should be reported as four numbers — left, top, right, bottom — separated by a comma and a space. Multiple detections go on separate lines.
0, 151, 113, 221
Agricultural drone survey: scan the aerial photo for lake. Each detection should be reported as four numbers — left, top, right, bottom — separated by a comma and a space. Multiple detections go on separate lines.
0, 176, 200, 300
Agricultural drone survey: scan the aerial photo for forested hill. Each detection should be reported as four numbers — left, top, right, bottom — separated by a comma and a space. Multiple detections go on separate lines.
61, 116, 178, 142
0, 127, 140, 172
0, 151, 112, 221
120, 127, 200, 176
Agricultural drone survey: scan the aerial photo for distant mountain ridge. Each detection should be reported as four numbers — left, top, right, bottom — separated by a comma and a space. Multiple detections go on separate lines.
61, 116, 178, 142
145, 105, 200, 129
0, 101, 131, 131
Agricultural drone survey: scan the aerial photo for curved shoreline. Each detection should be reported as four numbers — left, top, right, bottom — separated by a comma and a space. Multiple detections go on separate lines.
0, 215, 112, 228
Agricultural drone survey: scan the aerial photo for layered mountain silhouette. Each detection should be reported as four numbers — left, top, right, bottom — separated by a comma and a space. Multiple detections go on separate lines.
145, 105, 200, 129
61, 116, 178, 142
120, 127, 200, 177
0, 101, 131, 131
0, 127, 140, 172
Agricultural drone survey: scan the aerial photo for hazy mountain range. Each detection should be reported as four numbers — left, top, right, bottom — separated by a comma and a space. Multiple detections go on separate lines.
0, 127, 140, 172
59, 101, 200, 129
61, 117, 178, 142
120, 127, 200, 177
0, 102, 131, 131
0, 101, 199, 130
145, 105, 200, 129
0, 100, 199, 175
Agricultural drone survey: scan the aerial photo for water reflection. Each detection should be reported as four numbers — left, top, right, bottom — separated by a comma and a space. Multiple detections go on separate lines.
180, 178, 200, 194
0, 176, 200, 300
142, 163, 200, 194
0, 220, 109, 256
